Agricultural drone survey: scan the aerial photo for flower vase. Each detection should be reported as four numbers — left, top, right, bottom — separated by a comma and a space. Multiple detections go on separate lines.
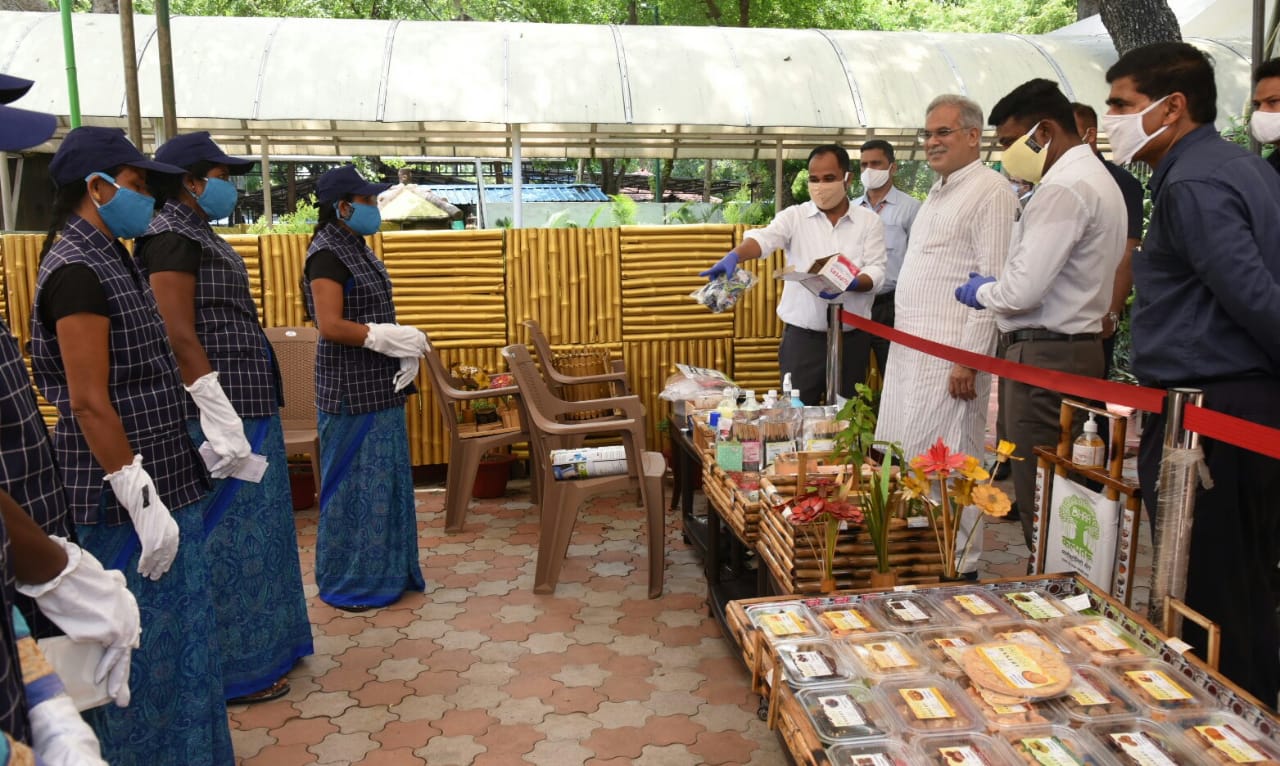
820, 576, 838, 594
868, 570, 898, 589
937, 572, 970, 585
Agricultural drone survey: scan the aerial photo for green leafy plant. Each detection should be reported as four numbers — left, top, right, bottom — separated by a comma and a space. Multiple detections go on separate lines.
247, 194, 319, 234
832, 383, 901, 575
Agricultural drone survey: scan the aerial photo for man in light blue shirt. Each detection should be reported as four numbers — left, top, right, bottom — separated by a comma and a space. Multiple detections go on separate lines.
852, 140, 921, 376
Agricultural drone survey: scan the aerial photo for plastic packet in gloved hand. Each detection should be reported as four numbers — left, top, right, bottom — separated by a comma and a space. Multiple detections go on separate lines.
689, 268, 757, 313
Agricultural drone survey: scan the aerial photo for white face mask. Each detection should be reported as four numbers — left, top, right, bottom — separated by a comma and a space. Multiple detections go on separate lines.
1100, 95, 1169, 164
1251, 110, 1280, 144
808, 173, 849, 210
860, 167, 890, 191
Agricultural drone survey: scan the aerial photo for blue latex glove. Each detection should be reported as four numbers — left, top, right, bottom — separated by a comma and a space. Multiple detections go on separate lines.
818, 290, 842, 300
955, 272, 995, 309
699, 250, 739, 281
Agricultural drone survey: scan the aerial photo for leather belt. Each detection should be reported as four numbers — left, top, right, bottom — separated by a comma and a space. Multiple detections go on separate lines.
1000, 329, 1101, 345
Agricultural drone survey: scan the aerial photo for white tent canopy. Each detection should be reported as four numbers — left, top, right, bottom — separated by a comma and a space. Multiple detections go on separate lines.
0, 11, 1254, 162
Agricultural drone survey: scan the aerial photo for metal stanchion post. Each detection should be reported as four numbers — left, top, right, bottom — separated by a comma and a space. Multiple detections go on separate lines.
825, 302, 842, 405
1148, 387, 1205, 629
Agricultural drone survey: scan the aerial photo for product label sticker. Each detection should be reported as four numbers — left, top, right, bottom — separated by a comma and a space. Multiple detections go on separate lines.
1108, 732, 1180, 766
1066, 675, 1112, 707
741, 440, 762, 465
932, 637, 971, 664
1006, 591, 1065, 620
790, 650, 834, 679
1071, 622, 1131, 653
1193, 725, 1268, 763
899, 687, 955, 720
886, 598, 929, 622
715, 441, 743, 472
1063, 593, 1093, 612
863, 640, 917, 670
936, 746, 986, 765
759, 612, 808, 637
978, 644, 1052, 689
976, 685, 1029, 714
1125, 670, 1192, 702
764, 440, 793, 466
816, 694, 867, 728
805, 438, 835, 452
825, 609, 870, 632
999, 629, 1055, 653
1018, 736, 1085, 766
848, 755, 893, 766
953, 593, 999, 616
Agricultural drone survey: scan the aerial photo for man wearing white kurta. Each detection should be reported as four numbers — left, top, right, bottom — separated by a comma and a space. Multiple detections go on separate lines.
876, 95, 1021, 577
702, 145, 887, 405
956, 79, 1125, 555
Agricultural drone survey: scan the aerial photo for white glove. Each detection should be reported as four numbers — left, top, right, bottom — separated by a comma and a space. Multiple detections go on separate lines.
393, 357, 419, 393
105, 455, 180, 581
185, 372, 251, 479
16, 537, 140, 707
29, 692, 108, 766
363, 323, 427, 359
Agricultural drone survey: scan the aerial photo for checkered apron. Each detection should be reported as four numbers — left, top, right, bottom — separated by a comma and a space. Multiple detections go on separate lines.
31, 215, 208, 526
303, 224, 411, 415
140, 201, 283, 418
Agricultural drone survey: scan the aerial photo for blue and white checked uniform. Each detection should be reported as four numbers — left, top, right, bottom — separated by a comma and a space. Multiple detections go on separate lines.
0, 318, 72, 639
30, 215, 207, 526
303, 224, 413, 414
0, 519, 30, 749
139, 201, 283, 418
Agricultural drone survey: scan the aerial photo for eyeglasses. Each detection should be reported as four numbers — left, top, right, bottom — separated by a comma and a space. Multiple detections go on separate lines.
917, 127, 967, 141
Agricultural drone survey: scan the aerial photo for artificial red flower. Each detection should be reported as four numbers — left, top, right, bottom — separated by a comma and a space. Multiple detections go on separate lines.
910, 438, 967, 477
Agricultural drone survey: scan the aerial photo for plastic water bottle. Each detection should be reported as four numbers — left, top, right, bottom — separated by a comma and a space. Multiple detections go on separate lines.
762, 389, 778, 409
789, 389, 804, 409
740, 390, 760, 413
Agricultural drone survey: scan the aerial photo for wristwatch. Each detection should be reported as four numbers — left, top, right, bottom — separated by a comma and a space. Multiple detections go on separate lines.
1105, 311, 1120, 329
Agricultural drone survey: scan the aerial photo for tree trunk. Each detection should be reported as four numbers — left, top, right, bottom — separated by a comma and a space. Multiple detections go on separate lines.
1098, 0, 1181, 55
91, 0, 118, 11
0, 0, 53, 10
737, 0, 749, 26
1077, 0, 1101, 21
702, 160, 714, 203
627, 0, 638, 24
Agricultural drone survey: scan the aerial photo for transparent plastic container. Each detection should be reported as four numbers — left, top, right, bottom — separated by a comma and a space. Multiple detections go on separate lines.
877, 676, 984, 737
998, 724, 1121, 765
773, 638, 856, 688
987, 620, 1076, 662
1049, 665, 1144, 727
1057, 617, 1155, 665
1167, 711, 1280, 764
1088, 718, 1206, 766
1099, 659, 1217, 721
840, 632, 934, 682
810, 600, 885, 638
865, 591, 952, 632
744, 601, 826, 643
912, 625, 988, 677
935, 586, 1020, 626
827, 739, 918, 765
913, 731, 1021, 765
997, 588, 1074, 622
794, 683, 896, 744
953, 673, 1066, 731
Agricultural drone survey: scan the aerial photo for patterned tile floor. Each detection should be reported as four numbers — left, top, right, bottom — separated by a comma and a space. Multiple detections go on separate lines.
229, 462, 1152, 765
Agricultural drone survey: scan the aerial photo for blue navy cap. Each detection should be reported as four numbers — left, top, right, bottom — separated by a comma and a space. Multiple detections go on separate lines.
0, 73, 56, 152
316, 164, 391, 205
155, 131, 255, 175
49, 126, 185, 187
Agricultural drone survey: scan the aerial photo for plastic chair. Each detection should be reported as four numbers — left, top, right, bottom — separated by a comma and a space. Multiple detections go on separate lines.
522, 319, 630, 397
421, 335, 530, 532
501, 343, 666, 598
264, 326, 322, 499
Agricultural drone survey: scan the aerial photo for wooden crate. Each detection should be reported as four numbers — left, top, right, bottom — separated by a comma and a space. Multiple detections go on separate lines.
756, 500, 945, 595
722, 476, 762, 544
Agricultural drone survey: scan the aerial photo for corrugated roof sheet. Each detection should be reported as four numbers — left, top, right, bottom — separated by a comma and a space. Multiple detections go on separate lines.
427, 184, 611, 205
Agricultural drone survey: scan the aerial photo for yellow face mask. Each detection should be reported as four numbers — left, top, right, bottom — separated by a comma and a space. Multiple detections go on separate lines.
1000, 121, 1051, 185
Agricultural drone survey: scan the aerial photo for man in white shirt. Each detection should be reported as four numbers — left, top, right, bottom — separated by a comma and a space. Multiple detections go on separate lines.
702, 145, 887, 405
875, 95, 1020, 579
852, 140, 921, 377
955, 79, 1125, 554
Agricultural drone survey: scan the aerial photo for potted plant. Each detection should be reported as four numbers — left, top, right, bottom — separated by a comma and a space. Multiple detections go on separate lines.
833, 384, 901, 587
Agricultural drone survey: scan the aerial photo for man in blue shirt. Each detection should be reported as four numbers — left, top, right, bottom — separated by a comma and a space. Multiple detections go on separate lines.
852, 140, 921, 377
1105, 42, 1280, 705
1251, 59, 1280, 176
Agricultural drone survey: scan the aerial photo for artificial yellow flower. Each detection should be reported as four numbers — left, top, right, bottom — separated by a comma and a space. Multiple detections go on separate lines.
900, 468, 931, 501
972, 484, 1012, 517
959, 456, 990, 482
988, 439, 1024, 463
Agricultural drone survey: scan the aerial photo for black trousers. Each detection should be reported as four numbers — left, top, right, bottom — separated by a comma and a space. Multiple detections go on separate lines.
778, 323, 870, 406
1138, 376, 1280, 705
869, 291, 895, 377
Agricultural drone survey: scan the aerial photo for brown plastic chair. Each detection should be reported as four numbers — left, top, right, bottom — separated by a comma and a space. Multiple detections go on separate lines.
501, 343, 665, 598
522, 319, 629, 397
264, 326, 321, 499
422, 334, 531, 533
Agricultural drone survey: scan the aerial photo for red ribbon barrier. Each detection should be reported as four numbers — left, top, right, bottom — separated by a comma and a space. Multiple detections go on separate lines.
839, 310, 1167, 414
1182, 405, 1280, 461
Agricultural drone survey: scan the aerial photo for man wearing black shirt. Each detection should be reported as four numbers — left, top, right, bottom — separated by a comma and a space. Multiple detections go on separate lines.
1251, 59, 1280, 176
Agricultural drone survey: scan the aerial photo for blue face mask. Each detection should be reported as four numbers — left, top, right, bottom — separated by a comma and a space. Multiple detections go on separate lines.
193, 176, 238, 220
87, 172, 156, 240
338, 201, 381, 236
